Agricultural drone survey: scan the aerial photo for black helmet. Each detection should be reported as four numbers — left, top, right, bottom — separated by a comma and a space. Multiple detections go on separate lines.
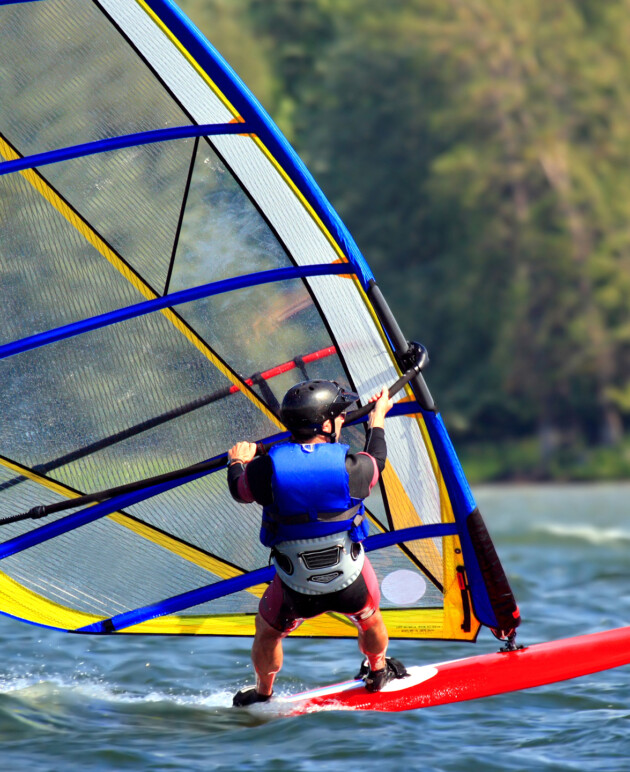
280, 380, 359, 438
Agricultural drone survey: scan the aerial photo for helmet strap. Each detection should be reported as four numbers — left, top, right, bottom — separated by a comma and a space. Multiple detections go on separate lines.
319, 418, 337, 443
319, 428, 336, 443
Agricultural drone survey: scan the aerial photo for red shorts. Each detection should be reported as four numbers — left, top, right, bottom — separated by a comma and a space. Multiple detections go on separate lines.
259, 555, 381, 634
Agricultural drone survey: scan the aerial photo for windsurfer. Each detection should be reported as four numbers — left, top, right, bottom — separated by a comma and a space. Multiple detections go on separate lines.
227, 379, 407, 707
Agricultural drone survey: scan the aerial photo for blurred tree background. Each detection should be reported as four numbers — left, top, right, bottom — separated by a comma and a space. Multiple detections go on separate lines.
180, 0, 630, 480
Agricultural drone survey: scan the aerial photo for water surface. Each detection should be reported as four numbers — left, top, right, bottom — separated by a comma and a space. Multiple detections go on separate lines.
1, 484, 628, 771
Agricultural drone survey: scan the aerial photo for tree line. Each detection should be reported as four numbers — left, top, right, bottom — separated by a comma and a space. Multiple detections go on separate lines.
181, 0, 630, 476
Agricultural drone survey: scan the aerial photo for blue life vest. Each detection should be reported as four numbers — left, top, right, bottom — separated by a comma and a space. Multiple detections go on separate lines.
260, 442, 368, 548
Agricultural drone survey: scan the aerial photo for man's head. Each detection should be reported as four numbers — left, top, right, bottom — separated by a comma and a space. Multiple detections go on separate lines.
280, 380, 359, 442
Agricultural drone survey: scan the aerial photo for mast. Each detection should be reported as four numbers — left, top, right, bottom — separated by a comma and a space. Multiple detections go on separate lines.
367, 280, 521, 644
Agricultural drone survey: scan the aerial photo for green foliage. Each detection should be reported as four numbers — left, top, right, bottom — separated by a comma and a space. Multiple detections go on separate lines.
459, 435, 630, 484
183, 1, 630, 477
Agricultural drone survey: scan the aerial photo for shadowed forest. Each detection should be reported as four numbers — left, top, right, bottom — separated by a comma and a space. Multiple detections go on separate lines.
180, 0, 630, 481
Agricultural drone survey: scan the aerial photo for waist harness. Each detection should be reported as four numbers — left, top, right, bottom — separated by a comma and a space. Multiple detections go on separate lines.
272, 531, 365, 595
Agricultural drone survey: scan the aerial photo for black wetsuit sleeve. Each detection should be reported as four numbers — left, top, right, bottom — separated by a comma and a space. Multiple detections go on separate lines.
227, 454, 273, 506
346, 427, 386, 500
363, 427, 387, 470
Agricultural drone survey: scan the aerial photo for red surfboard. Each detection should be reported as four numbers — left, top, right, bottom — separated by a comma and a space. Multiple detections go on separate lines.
279, 626, 630, 714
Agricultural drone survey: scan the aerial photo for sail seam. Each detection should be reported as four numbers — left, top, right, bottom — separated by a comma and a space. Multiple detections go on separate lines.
164, 136, 198, 295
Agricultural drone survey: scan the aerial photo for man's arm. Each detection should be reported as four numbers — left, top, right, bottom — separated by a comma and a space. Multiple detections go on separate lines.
227, 443, 273, 505
367, 386, 393, 432
347, 387, 393, 498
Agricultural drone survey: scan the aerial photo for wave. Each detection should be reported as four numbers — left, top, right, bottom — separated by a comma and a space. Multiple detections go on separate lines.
0, 674, 233, 708
0, 674, 280, 737
533, 523, 630, 545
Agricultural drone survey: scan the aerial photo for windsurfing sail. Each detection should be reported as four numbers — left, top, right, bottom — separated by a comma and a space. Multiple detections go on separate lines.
0, 0, 520, 642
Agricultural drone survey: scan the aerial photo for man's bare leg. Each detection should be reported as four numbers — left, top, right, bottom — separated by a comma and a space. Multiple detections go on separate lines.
252, 612, 285, 696
354, 609, 407, 691
356, 609, 388, 671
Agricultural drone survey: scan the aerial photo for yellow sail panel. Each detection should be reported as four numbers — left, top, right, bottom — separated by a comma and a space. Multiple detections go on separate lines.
0, 573, 102, 631
380, 461, 444, 585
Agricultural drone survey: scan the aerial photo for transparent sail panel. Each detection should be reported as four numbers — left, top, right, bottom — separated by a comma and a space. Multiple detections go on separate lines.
0, 0, 478, 641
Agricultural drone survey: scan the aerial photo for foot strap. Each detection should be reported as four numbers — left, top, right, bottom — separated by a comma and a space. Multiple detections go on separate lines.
356, 657, 408, 693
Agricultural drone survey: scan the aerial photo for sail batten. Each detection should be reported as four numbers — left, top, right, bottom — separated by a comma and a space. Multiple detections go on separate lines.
0, 123, 251, 177
0, 264, 354, 361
